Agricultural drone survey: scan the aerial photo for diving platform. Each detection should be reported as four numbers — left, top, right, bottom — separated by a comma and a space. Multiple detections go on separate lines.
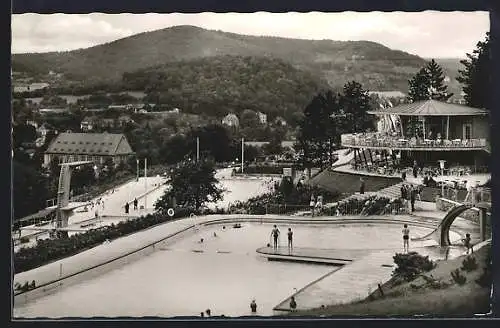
256, 247, 388, 266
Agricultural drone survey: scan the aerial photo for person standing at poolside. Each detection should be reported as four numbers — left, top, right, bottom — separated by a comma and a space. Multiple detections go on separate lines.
310, 195, 316, 217
402, 224, 410, 253
463, 233, 473, 254
270, 225, 280, 250
359, 177, 365, 195
410, 186, 416, 212
287, 228, 293, 251
289, 296, 297, 312
250, 299, 257, 314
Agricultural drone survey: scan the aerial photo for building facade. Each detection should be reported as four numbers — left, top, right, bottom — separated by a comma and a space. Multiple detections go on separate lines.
43, 132, 135, 167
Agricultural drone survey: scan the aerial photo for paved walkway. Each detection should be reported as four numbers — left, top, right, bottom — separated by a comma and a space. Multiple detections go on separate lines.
272, 243, 469, 312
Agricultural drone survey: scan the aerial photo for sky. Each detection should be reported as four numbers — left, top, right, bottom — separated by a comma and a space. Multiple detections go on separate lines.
11, 11, 489, 58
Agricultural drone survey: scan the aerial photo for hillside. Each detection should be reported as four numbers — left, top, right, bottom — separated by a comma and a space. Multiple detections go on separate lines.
12, 25, 427, 91
123, 55, 330, 120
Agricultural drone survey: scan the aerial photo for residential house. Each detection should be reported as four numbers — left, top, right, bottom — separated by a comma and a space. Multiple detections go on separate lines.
44, 132, 135, 167
35, 123, 56, 147
274, 116, 287, 126
80, 116, 97, 131
222, 113, 240, 127
257, 112, 267, 124
117, 114, 134, 126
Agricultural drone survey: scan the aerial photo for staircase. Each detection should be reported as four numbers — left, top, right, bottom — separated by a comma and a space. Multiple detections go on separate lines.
308, 169, 401, 195
376, 182, 405, 199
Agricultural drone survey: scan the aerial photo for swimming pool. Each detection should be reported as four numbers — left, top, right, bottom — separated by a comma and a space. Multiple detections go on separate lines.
13, 221, 459, 318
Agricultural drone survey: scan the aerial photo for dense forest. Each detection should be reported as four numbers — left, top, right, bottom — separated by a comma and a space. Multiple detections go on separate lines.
12, 25, 428, 91
122, 55, 329, 121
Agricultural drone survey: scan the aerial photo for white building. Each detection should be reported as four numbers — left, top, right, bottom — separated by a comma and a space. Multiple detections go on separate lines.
257, 112, 267, 124
222, 113, 240, 127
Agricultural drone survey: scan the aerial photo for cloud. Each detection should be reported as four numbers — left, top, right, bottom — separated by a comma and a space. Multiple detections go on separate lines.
11, 12, 489, 58
12, 14, 134, 53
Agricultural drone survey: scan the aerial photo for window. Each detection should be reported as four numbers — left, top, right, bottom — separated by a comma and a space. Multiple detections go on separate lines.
463, 124, 472, 140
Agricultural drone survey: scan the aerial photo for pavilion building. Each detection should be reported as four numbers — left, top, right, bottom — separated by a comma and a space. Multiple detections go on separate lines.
340, 100, 490, 176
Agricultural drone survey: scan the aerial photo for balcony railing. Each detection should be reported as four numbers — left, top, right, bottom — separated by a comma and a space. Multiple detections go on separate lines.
341, 132, 488, 150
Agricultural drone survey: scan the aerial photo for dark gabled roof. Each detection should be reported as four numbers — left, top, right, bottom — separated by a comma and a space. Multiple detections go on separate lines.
367, 100, 488, 116
45, 132, 134, 156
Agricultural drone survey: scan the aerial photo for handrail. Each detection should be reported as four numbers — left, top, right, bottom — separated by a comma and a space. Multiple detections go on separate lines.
341, 133, 488, 150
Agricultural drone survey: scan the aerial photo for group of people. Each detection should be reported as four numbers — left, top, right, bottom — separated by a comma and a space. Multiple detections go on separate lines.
400, 184, 421, 212
309, 195, 324, 217
124, 198, 139, 214
270, 225, 294, 251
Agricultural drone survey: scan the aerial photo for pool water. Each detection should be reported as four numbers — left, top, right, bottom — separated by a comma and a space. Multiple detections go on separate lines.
13, 222, 458, 318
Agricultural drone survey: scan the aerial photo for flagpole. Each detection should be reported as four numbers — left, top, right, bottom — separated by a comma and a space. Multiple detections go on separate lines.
241, 138, 244, 174
144, 158, 147, 210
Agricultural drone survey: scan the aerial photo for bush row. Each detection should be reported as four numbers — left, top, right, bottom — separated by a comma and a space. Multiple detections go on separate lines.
325, 195, 407, 216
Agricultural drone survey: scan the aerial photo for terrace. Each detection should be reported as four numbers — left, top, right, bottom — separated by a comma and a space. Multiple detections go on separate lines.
340, 132, 489, 152
341, 100, 490, 153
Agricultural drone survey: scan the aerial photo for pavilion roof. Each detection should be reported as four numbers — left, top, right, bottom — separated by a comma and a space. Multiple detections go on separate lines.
367, 100, 488, 116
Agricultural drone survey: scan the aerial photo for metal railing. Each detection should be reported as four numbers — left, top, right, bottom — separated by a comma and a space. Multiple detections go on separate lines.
341, 132, 488, 150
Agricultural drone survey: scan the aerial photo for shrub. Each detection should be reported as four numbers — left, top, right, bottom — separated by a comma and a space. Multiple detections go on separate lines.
461, 256, 478, 272
476, 247, 492, 288
19, 237, 30, 244
451, 268, 467, 285
392, 252, 435, 282
476, 268, 492, 288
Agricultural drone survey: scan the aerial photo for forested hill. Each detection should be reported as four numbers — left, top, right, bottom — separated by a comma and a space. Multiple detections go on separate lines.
124, 55, 330, 120
12, 25, 427, 91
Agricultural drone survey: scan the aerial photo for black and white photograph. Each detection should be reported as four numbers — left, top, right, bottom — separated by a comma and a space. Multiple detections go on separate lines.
11, 10, 493, 318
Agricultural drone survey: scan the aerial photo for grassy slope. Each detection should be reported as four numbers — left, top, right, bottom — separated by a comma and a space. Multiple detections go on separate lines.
295, 245, 491, 317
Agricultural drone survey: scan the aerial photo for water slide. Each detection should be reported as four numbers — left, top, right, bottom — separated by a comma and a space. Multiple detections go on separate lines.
411, 204, 472, 246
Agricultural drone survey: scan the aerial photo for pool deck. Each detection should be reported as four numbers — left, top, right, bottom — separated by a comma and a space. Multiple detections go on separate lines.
272, 244, 468, 313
